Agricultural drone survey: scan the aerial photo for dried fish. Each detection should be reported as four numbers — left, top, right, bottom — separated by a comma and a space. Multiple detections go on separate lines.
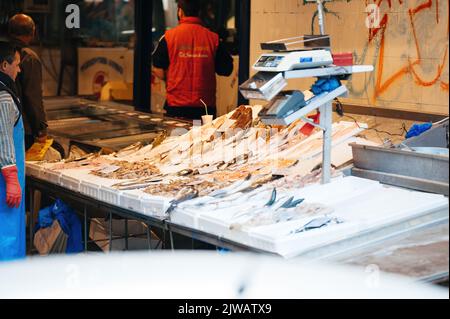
91, 161, 160, 179
112, 176, 165, 190
114, 142, 144, 158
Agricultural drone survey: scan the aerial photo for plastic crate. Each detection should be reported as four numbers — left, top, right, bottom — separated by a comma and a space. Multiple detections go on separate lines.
26, 162, 42, 177
80, 180, 100, 200
141, 194, 172, 218
60, 174, 81, 192
119, 191, 143, 212
99, 185, 122, 206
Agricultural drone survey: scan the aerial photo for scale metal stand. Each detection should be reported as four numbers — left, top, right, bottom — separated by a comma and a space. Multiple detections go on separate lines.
282, 66, 373, 184
239, 0, 374, 184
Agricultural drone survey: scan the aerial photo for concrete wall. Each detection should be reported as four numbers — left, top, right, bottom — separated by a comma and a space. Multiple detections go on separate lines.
250, 0, 449, 115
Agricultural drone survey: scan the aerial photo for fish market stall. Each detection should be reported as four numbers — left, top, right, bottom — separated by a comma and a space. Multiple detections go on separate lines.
26, 103, 449, 284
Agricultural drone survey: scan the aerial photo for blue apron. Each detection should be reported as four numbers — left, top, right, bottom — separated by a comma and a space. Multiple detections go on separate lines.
0, 113, 26, 261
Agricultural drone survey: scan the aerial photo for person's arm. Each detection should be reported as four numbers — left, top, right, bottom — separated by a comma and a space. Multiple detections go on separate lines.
152, 67, 166, 81
152, 36, 169, 81
215, 41, 233, 76
0, 95, 17, 169
0, 95, 22, 208
19, 51, 48, 139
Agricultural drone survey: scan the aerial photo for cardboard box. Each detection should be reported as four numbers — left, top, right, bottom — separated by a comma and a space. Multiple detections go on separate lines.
89, 218, 159, 252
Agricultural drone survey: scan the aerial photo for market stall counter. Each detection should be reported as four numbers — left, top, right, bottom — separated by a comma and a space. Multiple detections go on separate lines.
26, 104, 449, 284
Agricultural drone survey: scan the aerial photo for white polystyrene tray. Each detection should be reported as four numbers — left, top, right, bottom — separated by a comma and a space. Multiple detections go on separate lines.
39, 167, 62, 185
245, 182, 449, 257
80, 180, 100, 199
25, 162, 42, 177
46, 166, 129, 206
60, 174, 81, 192
119, 190, 143, 213
141, 193, 173, 218
171, 190, 268, 231
99, 185, 122, 206
277, 176, 382, 207
58, 168, 96, 193
192, 177, 374, 240
171, 207, 202, 228
78, 173, 124, 202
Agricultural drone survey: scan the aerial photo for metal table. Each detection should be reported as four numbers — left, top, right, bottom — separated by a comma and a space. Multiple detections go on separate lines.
26, 175, 267, 254
330, 221, 449, 284
26, 175, 449, 285
27, 176, 167, 253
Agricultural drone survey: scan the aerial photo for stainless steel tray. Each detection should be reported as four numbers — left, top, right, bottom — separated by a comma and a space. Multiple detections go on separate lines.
351, 143, 449, 195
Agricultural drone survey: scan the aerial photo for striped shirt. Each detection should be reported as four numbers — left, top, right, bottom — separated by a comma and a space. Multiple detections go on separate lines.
0, 90, 20, 169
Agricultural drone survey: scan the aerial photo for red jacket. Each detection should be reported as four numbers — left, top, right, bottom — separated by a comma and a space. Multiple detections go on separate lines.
165, 17, 219, 107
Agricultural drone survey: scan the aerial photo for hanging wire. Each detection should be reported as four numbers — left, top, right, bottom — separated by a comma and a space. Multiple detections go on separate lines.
334, 98, 408, 138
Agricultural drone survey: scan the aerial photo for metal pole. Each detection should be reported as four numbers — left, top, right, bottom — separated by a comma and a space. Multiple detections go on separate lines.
237, 0, 251, 106
124, 218, 128, 251
169, 229, 175, 251
317, 0, 325, 35
133, 0, 152, 112
146, 224, 152, 250
109, 212, 113, 253
84, 205, 88, 252
320, 101, 333, 184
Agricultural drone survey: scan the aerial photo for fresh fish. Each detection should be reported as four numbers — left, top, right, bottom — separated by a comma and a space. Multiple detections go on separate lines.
280, 197, 305, 209
265, 188, 277, 206
280, 197, 294, 209
209, 174, 251, 198
166, 188, 199, 214
288, 216, 344, 235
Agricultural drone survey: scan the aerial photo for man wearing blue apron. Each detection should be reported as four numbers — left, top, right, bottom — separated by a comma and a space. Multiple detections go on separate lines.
0, 41, 25, 261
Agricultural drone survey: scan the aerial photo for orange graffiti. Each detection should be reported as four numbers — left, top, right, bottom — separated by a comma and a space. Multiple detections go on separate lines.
436, 0, 439, 23
410, 48, 448, 87
369, 0, 449, 103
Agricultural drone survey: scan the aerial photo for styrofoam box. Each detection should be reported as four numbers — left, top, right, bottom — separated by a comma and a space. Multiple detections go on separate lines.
171, 207, 202, 229
60, 174, 81, 192
58, 168, 97, 193
246, 183, 449, 257
99, 185, 122, 206
192, 177, 377, 241
47, 167, 128, 205
141, 194, 173, 218
80, 180, 100, 199
78, 173, 124, 202
171, 190, 272, 231
119, 190, 143, 212
26, 162, 42, 177
39, 168, 62, 185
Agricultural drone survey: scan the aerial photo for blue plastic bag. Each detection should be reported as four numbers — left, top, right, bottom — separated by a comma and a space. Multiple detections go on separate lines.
311, 77, 341, 95
406, 123, 433, 139
35, 199, 83, 254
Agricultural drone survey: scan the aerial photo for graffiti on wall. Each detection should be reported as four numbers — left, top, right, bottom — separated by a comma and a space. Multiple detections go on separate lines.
368, 0, 448, 101
305, 0, 449, 111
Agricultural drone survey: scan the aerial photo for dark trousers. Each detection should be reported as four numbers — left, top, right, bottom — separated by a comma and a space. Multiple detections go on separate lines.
25, 134, 34, 151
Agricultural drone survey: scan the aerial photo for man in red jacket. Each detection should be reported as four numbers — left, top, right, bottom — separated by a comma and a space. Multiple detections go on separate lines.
152, 0, 233, 120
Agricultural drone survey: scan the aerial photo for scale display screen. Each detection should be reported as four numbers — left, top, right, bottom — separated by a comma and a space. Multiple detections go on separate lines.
255, 55, 285, 68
